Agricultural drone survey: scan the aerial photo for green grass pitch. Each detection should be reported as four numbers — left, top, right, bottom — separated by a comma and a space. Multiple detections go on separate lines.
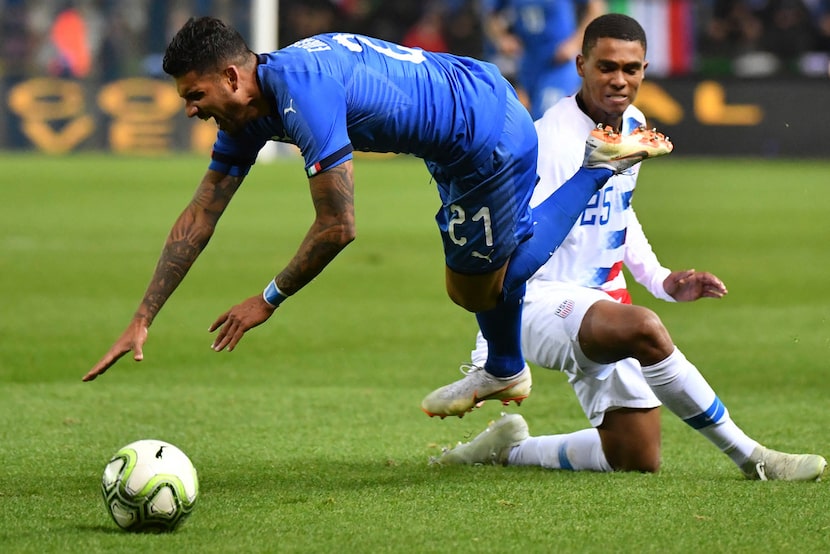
1, 153, 828, 553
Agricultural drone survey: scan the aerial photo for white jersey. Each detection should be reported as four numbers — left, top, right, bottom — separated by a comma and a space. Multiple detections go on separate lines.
528, 96, 674, 303
471, 95, 669, 422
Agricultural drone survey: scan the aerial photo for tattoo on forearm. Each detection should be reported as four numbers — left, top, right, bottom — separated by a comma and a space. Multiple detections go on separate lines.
192, 175, 241, 211
279, 165, 354, 294
136, 175, 243, 322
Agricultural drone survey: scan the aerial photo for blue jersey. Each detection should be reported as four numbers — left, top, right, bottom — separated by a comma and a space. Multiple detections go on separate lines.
209, 33, 508, 178
486, 0, 585, 67
484, 0, 587, 117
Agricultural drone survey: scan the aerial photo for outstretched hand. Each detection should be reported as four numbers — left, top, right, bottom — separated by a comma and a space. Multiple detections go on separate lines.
209, 295, 276, 352
83, 319, 149, 381
663, 269, 728, 302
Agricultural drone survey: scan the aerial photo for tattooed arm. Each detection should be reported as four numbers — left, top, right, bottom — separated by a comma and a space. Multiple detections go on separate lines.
274, 161, 356, 294
83, 169, 244, 381
208, 160, 356, 352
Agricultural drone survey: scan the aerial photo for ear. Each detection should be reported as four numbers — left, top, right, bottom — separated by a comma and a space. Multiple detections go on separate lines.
575, 54, 585, 78
224, 66, 240, 90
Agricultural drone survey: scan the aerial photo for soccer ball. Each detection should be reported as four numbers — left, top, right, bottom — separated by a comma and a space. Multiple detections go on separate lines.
101, 439, 199, 532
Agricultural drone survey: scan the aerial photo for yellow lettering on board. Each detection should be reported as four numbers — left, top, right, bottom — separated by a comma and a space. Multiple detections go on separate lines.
7, 78, 94, 152
695, 81, 763, 126
634, 81, 684, 126
98, 78, 181, 153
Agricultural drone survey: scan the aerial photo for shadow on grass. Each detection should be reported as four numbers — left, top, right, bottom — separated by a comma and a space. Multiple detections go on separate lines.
74, 524, 127, 534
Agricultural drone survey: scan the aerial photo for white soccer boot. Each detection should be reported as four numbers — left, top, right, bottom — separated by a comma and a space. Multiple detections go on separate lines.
432, 413, 529, 466
421, 364, 532, 419
741, 446, 827, 481
583, 124, 673, 174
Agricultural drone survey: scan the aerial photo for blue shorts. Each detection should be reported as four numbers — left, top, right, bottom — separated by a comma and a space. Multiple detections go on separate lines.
428, 95, 538, 275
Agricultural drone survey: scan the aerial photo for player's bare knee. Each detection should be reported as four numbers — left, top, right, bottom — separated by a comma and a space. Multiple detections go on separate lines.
600, 408, 662, 473
447, 289, 499, 312
608, 449, 661, 473
632, 452, 661, 473
632, 308, 673, 362
445, 265, 507, 313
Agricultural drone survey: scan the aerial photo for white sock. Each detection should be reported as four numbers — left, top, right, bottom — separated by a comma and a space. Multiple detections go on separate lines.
507, 428, 613, 471
641, 347, 759, 466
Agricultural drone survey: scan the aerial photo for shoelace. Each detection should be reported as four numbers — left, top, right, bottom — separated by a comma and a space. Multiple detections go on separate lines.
755, 461, 768, 481
459, 363, 483, 377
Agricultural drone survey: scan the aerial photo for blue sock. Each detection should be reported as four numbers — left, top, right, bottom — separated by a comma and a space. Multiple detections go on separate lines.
503, 167, 613, 297
475, 284, 525, 377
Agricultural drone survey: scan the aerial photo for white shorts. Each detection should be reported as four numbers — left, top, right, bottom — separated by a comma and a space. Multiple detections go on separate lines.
471, 281, 661, 427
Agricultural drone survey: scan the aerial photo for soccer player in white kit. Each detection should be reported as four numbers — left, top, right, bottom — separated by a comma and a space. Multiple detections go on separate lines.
434, 13, 826, 481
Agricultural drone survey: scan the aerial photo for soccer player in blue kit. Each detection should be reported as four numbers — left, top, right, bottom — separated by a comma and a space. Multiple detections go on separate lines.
83, 17, 672, 419
483, 0, 607, 119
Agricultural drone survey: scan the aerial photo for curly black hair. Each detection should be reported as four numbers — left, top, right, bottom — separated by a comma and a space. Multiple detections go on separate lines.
162, 17, 252, 77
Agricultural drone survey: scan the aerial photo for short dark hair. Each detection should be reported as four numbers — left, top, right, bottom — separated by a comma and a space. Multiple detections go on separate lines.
582, 13, 647, 56
163, 17, 252, 77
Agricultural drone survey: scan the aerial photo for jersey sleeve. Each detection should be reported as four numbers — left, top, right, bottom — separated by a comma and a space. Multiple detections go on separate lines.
209, 129, 267, 177
623, 208, 675, 302
620, 109, 674, 301
260, 66, 354, 177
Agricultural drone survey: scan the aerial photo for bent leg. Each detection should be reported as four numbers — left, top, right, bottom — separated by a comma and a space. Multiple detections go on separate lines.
445, 264, 525, 377
580, 301, 760, 470
578, 300, 674, 366
506, 402, 661, 472
445, 264, 506, 313
640, 348, 759, 469
508, 427, 613, 471
597, 407, 662, 472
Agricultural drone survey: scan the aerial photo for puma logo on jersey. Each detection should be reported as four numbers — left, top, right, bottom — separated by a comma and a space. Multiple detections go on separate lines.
283, 99, 297, 116
471, 249, 494, 263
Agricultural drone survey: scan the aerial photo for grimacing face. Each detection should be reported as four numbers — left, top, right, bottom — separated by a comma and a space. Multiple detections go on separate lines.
576, 37, 648, 128
175, 67, 248, 135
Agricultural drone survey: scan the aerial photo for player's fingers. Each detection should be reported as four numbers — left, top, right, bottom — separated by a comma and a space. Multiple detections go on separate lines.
701, 285, 725, 298
226, 328, 245, 352
211, 330, 227, 351
677, 269, 695, 281
211, 320, 235, 351
208, 311, 230, 332
668, 270, 694, 290
213, 317, 249, 352
702, 277, 727, 295
83, 350, 123, 381
82, 367, 105, 381
700, 272, 725, 286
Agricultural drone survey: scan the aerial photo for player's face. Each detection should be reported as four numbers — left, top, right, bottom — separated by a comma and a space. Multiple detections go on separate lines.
576, 38, 647, 129
175, 68, 248, 135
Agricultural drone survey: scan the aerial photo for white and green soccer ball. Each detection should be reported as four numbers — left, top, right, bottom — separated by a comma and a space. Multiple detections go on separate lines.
101, 439, 199, 532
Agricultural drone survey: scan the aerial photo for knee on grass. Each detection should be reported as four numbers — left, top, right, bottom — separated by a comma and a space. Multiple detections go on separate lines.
608, 449, 661, 473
